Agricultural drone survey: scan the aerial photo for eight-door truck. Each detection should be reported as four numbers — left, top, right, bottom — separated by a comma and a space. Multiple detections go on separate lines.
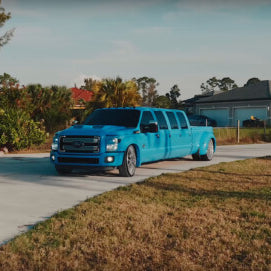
50, 107, 216, 177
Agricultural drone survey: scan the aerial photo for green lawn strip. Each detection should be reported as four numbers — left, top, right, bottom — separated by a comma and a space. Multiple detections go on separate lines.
0, 157, 271, 270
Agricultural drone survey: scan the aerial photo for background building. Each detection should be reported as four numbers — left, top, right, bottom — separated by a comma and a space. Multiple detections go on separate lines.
71, 87, 93, 109
186, 81, 271, 127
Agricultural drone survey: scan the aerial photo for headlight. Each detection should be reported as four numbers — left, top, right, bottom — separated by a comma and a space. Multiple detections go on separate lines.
51, 134, 59, 150
106, 137, 118, 152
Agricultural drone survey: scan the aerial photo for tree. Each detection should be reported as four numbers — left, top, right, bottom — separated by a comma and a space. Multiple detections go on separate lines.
0, 1, 14, 48
166, 84, 181, 108
244, 77, 261, 87
0, 73, 26, 110
25, 84, 73, 133
219, 77, 238, 91
134, 76, 159, 106
123, 80, 142, 107
153, 95, 170, 108
85, 77, 142, 115
0, 72, 19, 88
0, 108, 45, 150
200, 77, 220, 93
0, 74, 46, 150
81, 78, 98, 91
201, 77, 238, 93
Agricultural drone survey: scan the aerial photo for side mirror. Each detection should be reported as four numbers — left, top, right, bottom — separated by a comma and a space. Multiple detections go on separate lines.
141, 122, 158, 133
72, 120, 79, 126
149, 122, 158, 133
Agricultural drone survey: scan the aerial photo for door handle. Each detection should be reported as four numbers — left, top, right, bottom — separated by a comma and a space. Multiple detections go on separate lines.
156, 134, 160, 138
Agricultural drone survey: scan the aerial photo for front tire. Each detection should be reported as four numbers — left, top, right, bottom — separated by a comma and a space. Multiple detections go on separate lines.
119, 145, 137, 177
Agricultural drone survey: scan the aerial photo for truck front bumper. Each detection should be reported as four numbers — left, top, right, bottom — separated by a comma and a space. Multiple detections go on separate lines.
50, 150, 125, 169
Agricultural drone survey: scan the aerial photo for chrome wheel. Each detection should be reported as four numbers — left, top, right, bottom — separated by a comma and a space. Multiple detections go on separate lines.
203, 140, 214, 161
126, 145, 136, 176
119, 145, 137, 177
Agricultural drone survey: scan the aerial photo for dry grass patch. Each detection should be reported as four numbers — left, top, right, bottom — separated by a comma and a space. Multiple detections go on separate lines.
214, 128, 271, 145
0, 158, 271, 270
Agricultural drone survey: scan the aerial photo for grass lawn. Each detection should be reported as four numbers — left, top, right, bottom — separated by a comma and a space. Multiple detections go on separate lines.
0, 158, 271, 270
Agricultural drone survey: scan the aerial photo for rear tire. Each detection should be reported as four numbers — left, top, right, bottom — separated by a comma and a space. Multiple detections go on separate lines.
201, 140, 214, 161
192, 152, 201, 161
119, 145, 137, 177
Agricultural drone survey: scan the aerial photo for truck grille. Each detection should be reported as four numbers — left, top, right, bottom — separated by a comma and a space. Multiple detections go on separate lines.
59, 136, 100, 153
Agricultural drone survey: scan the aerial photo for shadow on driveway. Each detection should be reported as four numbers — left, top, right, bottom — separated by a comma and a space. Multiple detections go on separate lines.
0, 156, 138, 189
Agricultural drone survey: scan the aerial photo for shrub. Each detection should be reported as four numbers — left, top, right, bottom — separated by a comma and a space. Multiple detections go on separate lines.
0, 108, 45, 150
26, 84, 73, 133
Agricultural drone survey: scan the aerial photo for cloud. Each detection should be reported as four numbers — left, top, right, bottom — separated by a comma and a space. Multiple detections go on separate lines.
175, 0, 271, 9
3, 0, 165, 18
134, 26, 173, 35
111, 40, 138, 56
161, 0, 271, 20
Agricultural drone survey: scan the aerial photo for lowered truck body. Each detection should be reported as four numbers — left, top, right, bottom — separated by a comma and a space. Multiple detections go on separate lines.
50, 107, 216, 176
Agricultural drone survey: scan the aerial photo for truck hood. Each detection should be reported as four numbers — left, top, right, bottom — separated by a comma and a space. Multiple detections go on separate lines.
58, 125, 136, 137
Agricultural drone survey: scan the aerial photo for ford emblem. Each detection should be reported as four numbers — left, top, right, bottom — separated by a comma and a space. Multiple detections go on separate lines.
73, 141, 84, 148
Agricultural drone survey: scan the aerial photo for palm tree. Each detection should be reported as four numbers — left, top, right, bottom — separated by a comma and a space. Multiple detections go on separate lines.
122, 80, 142, 107
86, 77, 142, 113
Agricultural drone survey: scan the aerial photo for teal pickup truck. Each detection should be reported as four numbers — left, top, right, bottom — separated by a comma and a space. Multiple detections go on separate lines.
50, 107, 216, 177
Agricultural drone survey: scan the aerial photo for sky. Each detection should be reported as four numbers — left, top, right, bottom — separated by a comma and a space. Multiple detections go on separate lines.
0, 0, 271, 99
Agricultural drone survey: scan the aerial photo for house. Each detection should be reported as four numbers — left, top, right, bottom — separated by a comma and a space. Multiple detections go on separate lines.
182, 91, 222, 115
70, 87, 93, 109
188, 80, 271, 127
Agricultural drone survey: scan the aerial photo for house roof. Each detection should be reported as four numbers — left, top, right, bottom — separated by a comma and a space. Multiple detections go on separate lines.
182, 91, 220, 105
196, 80, 271, 104
71, 87, 93, 103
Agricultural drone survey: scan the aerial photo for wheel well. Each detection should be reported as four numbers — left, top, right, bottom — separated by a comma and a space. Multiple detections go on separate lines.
199, 137, 216, 155
211, 137, 216, 152
131, 144, 141, 167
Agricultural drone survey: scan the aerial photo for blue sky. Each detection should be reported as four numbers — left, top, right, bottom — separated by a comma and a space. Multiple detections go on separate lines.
1, 0, 271, 99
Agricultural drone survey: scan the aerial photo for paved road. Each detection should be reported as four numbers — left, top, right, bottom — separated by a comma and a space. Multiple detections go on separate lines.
0, 144, 271, 245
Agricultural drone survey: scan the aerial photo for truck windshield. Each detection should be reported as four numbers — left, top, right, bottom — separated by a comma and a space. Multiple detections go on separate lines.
84, 109, 140, 128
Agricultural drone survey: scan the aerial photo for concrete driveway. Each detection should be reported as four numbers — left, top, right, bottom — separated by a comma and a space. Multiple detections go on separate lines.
0, 143, 271, 245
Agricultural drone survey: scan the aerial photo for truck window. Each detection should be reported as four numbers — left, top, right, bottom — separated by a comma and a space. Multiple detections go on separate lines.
176, 112, 188, 129
166, 111, 179, 129
84, 109, 140, 128
154, 111, 168, 129
140, 111, 155, 126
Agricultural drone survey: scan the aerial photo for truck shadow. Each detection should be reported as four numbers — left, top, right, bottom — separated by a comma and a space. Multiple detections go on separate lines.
143, 179, 271, 201
0, 156, 134, 189
0, 155, 197, 190
0, 156, 192, 178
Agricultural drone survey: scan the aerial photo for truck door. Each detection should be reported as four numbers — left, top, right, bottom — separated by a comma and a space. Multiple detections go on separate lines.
176, 111, 193, 156
165, 111, 182, 158
153, 111, 170, 159
139, 111, 160, 162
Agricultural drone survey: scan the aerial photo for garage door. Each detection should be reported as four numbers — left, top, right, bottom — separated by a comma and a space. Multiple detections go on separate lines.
234, 107, 267, 127
200, 109, 229, 127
